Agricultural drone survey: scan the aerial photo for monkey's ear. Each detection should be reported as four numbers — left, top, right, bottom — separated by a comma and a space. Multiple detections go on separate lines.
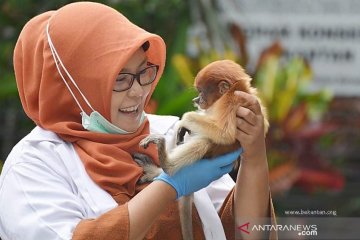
218, 80, 231, 94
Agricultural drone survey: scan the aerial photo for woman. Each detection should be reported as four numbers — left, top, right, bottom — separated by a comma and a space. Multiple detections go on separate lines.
0, 2, 276, 240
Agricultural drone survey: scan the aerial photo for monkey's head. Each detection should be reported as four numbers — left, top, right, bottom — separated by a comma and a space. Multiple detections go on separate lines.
193, 60, 252, 110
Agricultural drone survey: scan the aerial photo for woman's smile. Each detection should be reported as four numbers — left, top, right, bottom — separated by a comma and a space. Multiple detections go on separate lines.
119, 104, 140, 114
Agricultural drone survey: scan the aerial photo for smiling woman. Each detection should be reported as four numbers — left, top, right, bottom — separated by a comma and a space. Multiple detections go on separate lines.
111, 48, 156, 133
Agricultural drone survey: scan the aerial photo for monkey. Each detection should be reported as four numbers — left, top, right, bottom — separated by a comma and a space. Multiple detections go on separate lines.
135, 59, 269, 240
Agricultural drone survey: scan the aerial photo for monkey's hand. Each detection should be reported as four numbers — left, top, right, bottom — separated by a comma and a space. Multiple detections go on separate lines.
139, 134, 169, 175
133, 153, 162, 184
139, 134, 165, 149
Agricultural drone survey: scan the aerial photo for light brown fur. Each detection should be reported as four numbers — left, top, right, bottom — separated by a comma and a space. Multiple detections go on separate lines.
144, 60, 269, 174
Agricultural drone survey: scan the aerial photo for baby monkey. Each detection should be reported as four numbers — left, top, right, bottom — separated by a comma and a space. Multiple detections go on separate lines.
136, 59, 269, 240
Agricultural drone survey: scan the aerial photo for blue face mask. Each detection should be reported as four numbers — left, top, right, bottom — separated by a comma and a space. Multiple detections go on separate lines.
81, 111, 146, 134
46, 22, 145, 135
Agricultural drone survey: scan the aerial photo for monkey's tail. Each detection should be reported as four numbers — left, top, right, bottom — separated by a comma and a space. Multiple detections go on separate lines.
179, 195, 194, 240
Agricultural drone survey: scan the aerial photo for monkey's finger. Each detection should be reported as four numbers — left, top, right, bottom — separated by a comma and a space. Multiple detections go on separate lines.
234, 91, 262, 115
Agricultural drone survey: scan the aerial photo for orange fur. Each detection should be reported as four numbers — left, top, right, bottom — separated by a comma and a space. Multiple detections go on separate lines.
151, 59, 269, 174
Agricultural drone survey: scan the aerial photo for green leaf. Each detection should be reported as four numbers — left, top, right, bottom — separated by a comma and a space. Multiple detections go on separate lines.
255, 56, 280, 106
0, 74, 17, 99
156, 88, 197, 117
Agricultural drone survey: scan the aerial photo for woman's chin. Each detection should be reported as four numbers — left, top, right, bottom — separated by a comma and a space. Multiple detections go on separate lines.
125, 125, 139, 133
113, 108, 144, 132
114, 117, 141, 132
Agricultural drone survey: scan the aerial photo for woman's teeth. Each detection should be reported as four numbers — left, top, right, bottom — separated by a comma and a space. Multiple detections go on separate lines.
119, 105, 138, 113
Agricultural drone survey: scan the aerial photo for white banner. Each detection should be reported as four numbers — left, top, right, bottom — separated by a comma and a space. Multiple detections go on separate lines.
223, 0, 360, 96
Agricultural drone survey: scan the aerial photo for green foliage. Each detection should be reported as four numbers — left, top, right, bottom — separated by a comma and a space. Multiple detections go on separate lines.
1, 0, 71, 100
151, 20, 197, 116
114, 0, 189, 44
256, 54, 332, 127
0, 0, 190, 101
0, 73, 17, 100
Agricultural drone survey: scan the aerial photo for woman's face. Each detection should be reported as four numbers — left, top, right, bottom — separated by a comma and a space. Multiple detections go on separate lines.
110, 48, 152, 132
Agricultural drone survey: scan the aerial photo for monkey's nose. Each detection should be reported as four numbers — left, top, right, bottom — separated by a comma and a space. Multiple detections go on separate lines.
192, 96, 200, 104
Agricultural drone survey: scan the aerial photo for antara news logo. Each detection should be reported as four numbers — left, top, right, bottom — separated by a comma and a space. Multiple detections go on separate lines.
238, 222, 318, 237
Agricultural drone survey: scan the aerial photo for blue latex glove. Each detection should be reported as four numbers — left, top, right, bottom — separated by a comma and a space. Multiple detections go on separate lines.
154, 148, 243, 199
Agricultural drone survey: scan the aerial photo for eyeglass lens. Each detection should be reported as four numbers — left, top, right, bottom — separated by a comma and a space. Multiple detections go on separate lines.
114, 65, 158, 92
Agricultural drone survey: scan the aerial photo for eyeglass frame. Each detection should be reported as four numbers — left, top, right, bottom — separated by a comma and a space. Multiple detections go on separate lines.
113, 63, 159, 92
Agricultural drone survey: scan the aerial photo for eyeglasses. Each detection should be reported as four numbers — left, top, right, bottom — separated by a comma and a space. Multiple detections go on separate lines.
113, 63, 159, 92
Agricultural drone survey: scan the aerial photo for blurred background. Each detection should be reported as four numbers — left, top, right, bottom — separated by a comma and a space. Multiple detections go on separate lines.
1, 0, 359, 219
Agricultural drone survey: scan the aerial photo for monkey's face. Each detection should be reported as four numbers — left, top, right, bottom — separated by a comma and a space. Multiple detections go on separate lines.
193, 80, 231, 110
192, 90, 208, 109
194, 59, 252, 110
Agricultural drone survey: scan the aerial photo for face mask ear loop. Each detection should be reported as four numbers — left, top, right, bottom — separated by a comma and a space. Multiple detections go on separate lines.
46, 22, 95, 114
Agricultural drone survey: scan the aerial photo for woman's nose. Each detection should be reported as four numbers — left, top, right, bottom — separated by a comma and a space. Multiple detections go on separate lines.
128, 80, 144, 97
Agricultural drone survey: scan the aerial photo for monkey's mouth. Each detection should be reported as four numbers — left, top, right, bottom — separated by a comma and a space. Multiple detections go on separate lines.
192, 97, 207, 110
196, 102, 208, 110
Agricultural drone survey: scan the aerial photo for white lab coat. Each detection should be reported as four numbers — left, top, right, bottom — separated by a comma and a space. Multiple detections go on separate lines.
0, 114, 235, 240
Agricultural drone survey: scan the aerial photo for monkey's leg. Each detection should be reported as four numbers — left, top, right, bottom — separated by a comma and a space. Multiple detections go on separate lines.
139, 134, 176, 176
179, 195, 194, 240
139, 134, 209, 175
140, 134, 168, 163
140, 135, 211, 177
180, 112, 235, 145
132, 153, 162, 184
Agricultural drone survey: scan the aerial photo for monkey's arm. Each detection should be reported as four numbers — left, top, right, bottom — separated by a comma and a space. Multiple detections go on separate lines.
178, 112, 236, 145
166, 136, 212, 175
139, 134, 212, 175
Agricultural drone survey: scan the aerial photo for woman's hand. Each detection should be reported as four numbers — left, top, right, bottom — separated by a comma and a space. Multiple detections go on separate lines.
233, 91, 270, 239
235, 91, 267, 167
154, 150, 242, 199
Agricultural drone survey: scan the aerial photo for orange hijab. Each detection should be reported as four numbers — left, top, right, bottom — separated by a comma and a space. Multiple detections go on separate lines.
13, 2, 166, 197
